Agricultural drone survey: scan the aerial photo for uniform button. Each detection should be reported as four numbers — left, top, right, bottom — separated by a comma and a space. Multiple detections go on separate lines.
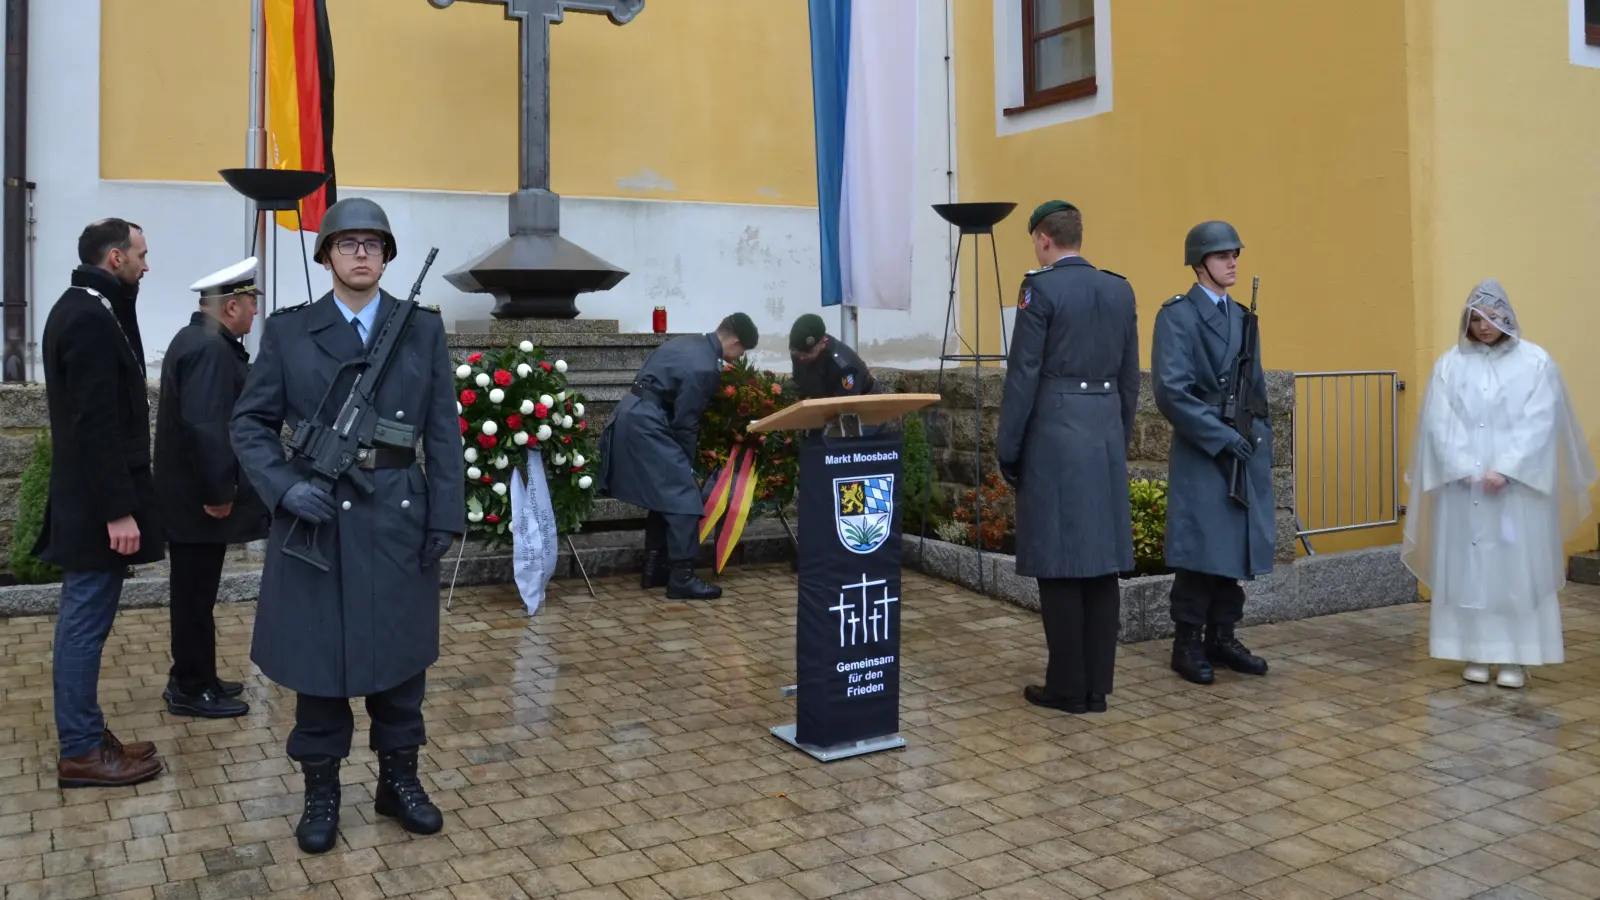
1080, 381, 1087, 389
1103, 381, 1110, 389
341, 501, 352, 511
396, 410, 405, 420
401, 500, 411, 509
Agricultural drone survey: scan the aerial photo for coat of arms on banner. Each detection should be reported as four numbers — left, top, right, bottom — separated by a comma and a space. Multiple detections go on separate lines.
835, 475, 893, 554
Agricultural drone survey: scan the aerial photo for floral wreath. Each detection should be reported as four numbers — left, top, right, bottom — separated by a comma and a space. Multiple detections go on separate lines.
455, 341, 599, 543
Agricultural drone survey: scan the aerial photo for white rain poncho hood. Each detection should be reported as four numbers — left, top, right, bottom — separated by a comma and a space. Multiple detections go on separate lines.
1402, 279, 1596, 612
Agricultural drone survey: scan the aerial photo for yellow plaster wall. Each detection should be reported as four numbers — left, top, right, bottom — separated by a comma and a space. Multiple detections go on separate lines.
1408, 0, 1600, 556
99, 0, 817, 205
952, 0, 1420, 553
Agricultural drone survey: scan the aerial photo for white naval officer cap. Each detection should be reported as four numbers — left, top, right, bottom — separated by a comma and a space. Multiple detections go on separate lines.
188, 256, 262, 300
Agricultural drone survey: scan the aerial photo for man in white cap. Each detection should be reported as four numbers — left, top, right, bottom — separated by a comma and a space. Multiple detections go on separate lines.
153, 257, 271, 719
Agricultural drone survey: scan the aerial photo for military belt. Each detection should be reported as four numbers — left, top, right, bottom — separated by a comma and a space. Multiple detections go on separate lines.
356, 446, 416, 470
630, 383, 673, 414
1044, 376, 1118, 394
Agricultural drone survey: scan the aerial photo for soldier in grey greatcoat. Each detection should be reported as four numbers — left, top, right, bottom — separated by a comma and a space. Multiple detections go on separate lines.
596, 313, 757, 600
997, 200, 1139, 715
1151, 221, 1275, 686
231, 198, 464, 855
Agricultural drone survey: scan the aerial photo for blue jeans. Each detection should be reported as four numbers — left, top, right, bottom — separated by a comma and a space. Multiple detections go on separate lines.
54, 568, 126, 758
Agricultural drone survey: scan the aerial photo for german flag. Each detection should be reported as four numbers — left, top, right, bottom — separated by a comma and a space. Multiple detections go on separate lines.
264, 0, 336, 232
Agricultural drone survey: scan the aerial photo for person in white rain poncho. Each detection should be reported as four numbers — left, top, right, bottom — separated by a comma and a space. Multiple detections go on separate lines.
1402, 279, 1596, 689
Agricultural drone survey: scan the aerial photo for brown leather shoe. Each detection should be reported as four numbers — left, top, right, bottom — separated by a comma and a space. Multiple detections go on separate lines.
102, 729, 157, 761
58, 738, 162, 789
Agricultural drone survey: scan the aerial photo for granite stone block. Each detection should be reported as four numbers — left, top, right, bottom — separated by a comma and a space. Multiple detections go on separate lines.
1293, 545, 1417, 616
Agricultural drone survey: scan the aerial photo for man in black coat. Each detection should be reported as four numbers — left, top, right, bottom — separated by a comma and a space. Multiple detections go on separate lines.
596, 313, 757, 600
997, 201, 1139, 715
36, 218, 165, 789
153, 257, 272, 719
788, 313, 874, 399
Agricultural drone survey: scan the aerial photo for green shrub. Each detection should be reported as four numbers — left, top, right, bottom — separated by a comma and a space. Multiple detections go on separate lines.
900, 412, 943, 531
10, 431, 61, 584
1129, 477, 1168, 568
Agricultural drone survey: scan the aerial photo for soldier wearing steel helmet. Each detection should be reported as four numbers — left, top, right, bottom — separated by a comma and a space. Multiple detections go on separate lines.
230, 197, 465, 855
1151, 221, 1275, 687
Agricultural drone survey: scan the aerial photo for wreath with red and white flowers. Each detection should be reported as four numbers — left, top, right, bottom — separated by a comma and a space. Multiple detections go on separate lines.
455, 341, 599, 543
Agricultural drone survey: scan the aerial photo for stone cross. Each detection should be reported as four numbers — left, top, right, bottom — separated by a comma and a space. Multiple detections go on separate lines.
427, 0, 643, 232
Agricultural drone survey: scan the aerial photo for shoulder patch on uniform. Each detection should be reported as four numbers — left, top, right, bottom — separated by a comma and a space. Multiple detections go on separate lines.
842, 373, 855, 391
1161, 294, 1187, 308
1100, 269, 1127, 281
1019, 287, 1033, 310
270, 301, 310, 316
1024, 264, 1054, 276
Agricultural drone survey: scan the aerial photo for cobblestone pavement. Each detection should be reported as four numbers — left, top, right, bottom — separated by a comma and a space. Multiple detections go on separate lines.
2, 566, 1599, 900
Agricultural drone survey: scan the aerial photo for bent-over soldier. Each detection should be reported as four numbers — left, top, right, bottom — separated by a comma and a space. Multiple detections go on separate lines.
597, 314, 757, 600
789, 313, 875, 399
997, 200, 1139, 715
231, 198, 464, 854
1151, 220, 1275, 685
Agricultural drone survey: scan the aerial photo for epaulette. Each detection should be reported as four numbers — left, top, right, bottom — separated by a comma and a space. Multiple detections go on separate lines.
1161, 293, 1187, 307
270, 301, 310, 316
418, 304, 442, 314
1024, 264, 1054, 276
1101, 269, 1127, 281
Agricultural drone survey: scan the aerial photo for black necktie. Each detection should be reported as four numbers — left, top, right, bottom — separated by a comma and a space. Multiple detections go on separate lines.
350, 317, 364, 345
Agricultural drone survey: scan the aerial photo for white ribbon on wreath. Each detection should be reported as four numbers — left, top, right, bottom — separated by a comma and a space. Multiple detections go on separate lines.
509, 451, 559, 615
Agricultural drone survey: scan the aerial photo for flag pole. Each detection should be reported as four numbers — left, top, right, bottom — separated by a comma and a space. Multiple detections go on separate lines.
245, 0, 268, 352
841, 304, 858, 348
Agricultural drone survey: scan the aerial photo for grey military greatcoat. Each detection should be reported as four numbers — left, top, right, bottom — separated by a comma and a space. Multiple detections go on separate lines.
230, 291, 465, 698
1150, 285, 1275, 581
997, 256, 1139, 578
596, 333, 723, 516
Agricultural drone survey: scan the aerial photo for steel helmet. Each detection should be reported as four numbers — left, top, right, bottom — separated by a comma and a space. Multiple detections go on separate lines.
1183, 220, 1243, 267
313, 198, 397, 264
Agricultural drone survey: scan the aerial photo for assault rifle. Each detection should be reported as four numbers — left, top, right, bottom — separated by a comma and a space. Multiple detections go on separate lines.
1220, 275, 1262, 509
281, 248, 440, 571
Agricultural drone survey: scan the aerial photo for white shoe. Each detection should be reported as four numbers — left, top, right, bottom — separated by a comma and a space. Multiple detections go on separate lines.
1463, 663, 1490, 684
1496, 665, 1526, 689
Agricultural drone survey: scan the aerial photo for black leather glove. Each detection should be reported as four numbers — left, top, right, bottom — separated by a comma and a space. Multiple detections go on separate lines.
999, 460, 1021, 488
1224, 434, 1255, 461
281, 481, 336, 524
422, 531, 454, 567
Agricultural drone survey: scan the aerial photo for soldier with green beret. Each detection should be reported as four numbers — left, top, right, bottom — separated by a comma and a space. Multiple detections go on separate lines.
596, 313, 758, 601
1151, 220, 1274, 686
788, 313, 875, 400
997, 200, 1139, 716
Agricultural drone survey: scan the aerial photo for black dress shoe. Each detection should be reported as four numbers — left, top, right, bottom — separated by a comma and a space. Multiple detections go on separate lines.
1023, 685, 1088, 714
295, 757, 341, 854
666, 563, 722, 600
1205, 624, 1269, 675
1087, 694, 1107, 713
375, 748, 444, 835
164, 683, 249, 719
215, 679, 244, 698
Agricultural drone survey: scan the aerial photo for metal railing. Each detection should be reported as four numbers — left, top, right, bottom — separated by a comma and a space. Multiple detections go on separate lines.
1292, 371, 1406, 552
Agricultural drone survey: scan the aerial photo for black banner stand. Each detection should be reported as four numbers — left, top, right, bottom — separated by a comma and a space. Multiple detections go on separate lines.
752, 396, 938, 763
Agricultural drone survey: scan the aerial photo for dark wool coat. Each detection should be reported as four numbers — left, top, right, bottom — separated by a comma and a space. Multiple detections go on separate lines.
155, 312, 271, 545
231, 291, 465, 698
33, 266, 165, 571
996, 256, 1139, 578
1150, 285, 1276, 581
596, 333, 724, 517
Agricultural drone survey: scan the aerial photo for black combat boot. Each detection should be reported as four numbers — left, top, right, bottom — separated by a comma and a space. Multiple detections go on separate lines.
666, 562, 722, 600
1205, 624, 1269, 675
639, 550, 669, 590
1170, 624, 1215, 685
374, 748, 444, 835
294, 756, 341, 854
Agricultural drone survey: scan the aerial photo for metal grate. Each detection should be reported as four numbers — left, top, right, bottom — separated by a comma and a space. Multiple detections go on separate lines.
1292, 371, 1406, 551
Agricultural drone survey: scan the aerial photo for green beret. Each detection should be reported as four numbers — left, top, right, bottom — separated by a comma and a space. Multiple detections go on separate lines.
723, 312, 759, 350
789, 313, 826, 351
1028, 200, 1078, 233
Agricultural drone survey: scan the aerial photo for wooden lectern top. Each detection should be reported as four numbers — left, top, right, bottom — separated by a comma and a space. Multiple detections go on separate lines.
747, 393, 941, 433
